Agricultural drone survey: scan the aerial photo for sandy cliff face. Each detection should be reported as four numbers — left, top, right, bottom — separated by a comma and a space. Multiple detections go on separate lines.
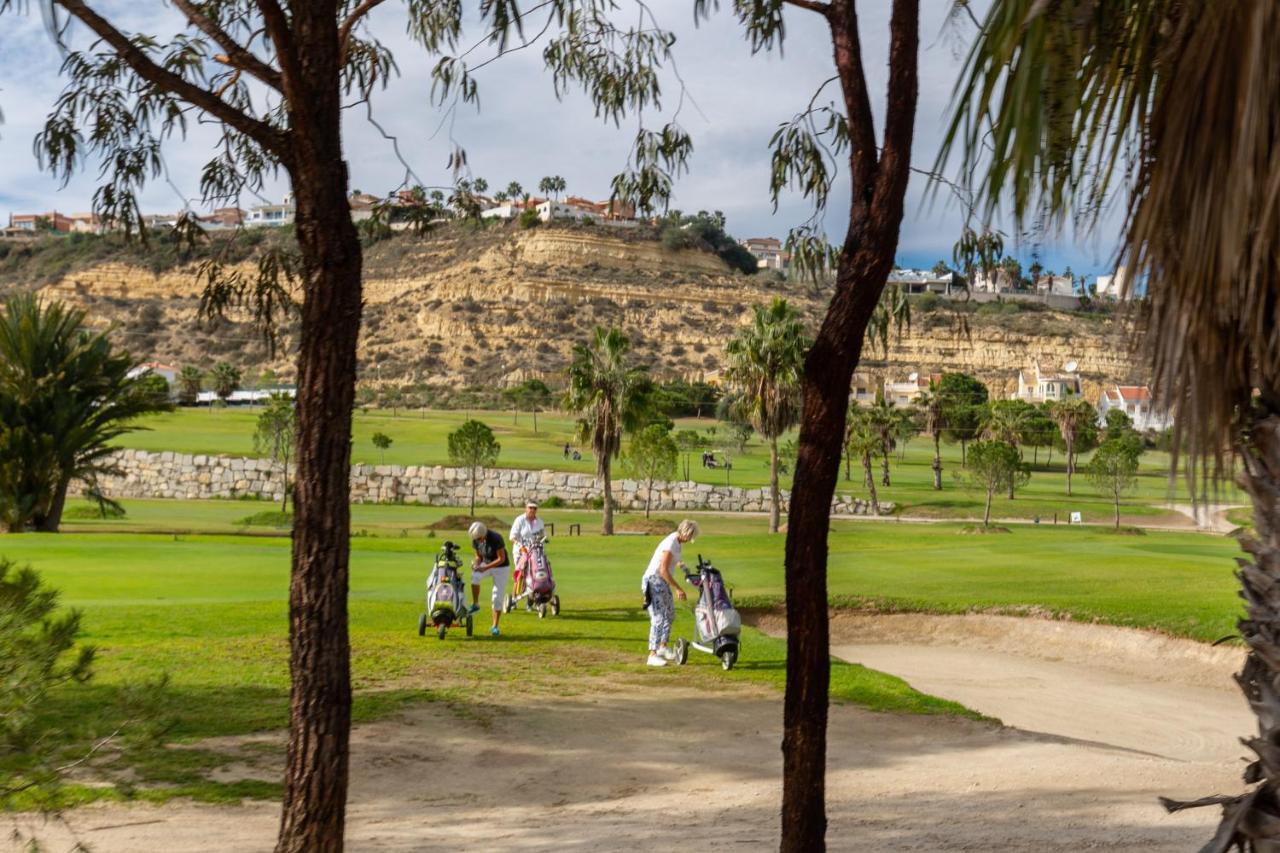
26, 226, 1141, 400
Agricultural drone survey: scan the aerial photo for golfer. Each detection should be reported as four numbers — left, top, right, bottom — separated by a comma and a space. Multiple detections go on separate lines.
641, 519, 698, 667
467, 521, 509, 637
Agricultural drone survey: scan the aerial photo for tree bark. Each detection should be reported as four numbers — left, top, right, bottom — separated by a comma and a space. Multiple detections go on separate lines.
1114, 491, 1120, 529
863, 453, 879, 514
984, 488, 993, 526
1066, 437, 1075, 495
781, 3, 917, 850
931, 434, 942, 490
275, 28, 362, 849
469, 468, 477, 516
769, 437, 781, 534
36, 474, 71, 533
880, 447, 890, 487
281, 460, 289, 514
601, 459, 614, 535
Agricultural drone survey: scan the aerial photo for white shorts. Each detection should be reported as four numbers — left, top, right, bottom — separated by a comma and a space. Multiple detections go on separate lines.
471, 565, 510, 609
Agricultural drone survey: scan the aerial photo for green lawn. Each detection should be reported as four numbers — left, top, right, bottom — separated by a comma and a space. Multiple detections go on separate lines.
113, 407, 1236, 524
0, 505, 1246, 806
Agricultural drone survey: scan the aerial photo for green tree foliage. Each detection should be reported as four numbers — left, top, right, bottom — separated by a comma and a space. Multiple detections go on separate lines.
673, 429, 702, 480
209, 363, 242, 402
660, 210, 758, 274
622, 424, 678, 518
843, 410, 881, 514
1023, 405, 1059, 467
176, 366, 203, 406
371, 431, 393, 464
916, 383, 946, 490
983, 399, 1037, 496
0, 295, 169, 533
724, 298, 809, 532
447, 420, 500, 517
1049, 397, 1099, 496
1103, 408, 1136, 442
0, 559, 95, 809
961, 440, 1029, 526
254, 395, 298, 513
563, 327, 652, 535
1088, 433, 1144, 529
938, 372, 990, 464
538, 176, 566, 200
652, 379, 720, 418
504, 379, 553, 433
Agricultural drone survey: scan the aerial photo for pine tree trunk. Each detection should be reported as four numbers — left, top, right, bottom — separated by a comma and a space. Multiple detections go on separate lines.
932, 433, 942, 490
601, 459, 614, 535
275, 22, 363, 844
769, 437, 781, 534
780, 3, 917, 851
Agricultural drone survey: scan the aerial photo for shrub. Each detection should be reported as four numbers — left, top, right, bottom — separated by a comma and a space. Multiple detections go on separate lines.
539, 495, 565, 508
518, 209, 540, 229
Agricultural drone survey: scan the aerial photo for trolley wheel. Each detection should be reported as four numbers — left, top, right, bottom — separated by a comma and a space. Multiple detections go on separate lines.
417, 613, 427, 637
675, 638, 689, 666
720, 648, 738, 671
538, 602, 547, 619
465, 615, 474, 637
551, 595, 561, 616
437, 624, 448, 641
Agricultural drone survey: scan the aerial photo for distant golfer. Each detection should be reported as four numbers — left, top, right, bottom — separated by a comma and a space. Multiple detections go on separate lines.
641, 519, 698, 667
468, 521, 509, 637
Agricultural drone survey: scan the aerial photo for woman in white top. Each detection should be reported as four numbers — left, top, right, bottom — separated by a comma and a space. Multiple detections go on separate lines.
641, 519, 699, 667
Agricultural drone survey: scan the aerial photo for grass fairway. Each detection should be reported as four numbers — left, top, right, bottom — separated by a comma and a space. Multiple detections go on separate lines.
112, 407, 1239, 524
0, 499, 1244, 805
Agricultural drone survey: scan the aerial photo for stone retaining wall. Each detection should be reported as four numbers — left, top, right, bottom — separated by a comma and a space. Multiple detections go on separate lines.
97, 449, 892, 515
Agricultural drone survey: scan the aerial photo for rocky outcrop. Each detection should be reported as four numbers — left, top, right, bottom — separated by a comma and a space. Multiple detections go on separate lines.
96, 449, 892, 516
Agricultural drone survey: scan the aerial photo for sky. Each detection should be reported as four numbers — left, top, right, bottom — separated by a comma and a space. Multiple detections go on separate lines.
0, 1, 1122, 277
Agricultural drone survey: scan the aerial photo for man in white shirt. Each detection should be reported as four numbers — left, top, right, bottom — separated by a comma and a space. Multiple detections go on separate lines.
510, 501, 546, 588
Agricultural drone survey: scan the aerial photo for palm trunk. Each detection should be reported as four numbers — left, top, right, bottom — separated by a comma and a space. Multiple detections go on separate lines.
1065, 437, 1075, 495
1179, 406, 1280, 846
931, 433, 942, 490
863, 453, 879, 514
35, 473, 71, 533
601, 459, 614, 535
769, 437, 781, 534
843, 442, 851, 480
276, 38, 363, 848
880, 446, 891, 486
780, 4, 917, 851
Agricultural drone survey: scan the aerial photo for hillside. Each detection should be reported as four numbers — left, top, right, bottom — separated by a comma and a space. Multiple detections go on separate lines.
0, 223, 1142, 401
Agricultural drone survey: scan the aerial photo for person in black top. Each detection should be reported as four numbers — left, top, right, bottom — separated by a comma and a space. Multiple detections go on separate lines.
467, 521, 509, 637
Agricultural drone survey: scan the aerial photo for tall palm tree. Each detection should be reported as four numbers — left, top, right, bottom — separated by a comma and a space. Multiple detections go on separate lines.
724, 298, 809, 533
944, 2, 1280, 844
866, 397, 900, 487
844, 411, 880, 515
1048, 397, 1096, 497
210, 362, 242, 402
918, 383, 946, 490
177, 366, 203, 405
563, 327, 652, 535
0, 295, 170, 532
983, 400, 1034, 498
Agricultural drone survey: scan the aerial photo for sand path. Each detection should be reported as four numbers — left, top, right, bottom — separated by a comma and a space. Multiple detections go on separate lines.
7, 613, 1253, 852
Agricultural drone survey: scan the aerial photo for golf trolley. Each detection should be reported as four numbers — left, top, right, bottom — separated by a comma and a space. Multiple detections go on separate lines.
418, 541, 474, 640
504, 533, 560, 618
674, 554, 742, 671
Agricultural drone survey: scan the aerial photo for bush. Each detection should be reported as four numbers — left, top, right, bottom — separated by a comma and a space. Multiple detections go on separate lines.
236, 510, 294, 528
539, 495, 565, 508
518, 209, 540, 229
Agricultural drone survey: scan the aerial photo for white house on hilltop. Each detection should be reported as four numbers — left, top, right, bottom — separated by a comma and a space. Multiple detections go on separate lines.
883, 373, 940, 407
740, 237, 787, 271
1098, 384, 1171, 432
1013, 359, 1082, 404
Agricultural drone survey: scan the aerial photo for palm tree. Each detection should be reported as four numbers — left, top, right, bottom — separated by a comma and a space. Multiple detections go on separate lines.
917, 383, 946, 490
506, 181, 523, 201
866, 397, 899, 487
983, 401, 1034, 498
563, 327, 652, 535
0, 295, 170, 532
538, 175, 566, 200
1048, 397, 1096, 497
844, 411, 880, 515
177, 366, 203, 405
210, 362, 242, 402
944, 3, 1280, 844
724, 298, 808, 533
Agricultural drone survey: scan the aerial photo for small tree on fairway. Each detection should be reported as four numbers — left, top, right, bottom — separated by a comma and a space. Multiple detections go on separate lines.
622, 424, 678, 518
210, 363, 242, 403
939, 373, 989, 466
1088, 434, 1143, 529
254, 396, 298, 513
176, 366, 203, 406
961, 441, 1029, 527
674, 429, 701, 481
448, 421, 500, 517
371, 432, 393, 465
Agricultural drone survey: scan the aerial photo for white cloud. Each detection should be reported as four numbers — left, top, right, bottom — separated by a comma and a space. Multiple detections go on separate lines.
0, 0, 1120, 274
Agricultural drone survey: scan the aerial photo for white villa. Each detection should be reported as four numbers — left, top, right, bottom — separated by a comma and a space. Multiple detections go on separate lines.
247, 193, 296, 227
1098, 384, 1171, 432
1013, 359, 1082, 404
883, 373, 939, 407
1094, 266, 1130, 300
850, 372, 878, 406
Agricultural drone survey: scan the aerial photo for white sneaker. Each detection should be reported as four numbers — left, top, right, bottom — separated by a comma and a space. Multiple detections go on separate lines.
646, 654, 668, 667
657, 647, 677, 661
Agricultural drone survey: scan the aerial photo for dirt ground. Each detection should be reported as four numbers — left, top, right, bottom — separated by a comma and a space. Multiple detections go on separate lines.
8, 613, 1252, 852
